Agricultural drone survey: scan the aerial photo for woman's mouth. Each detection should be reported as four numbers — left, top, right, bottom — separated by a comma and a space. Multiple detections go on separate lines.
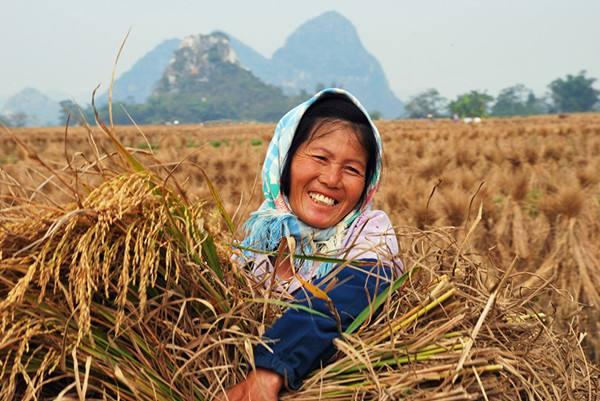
308, 191, 337, 207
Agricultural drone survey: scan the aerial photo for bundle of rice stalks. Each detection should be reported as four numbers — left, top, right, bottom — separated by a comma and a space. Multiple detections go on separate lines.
0, 120, 260, 399
494, 196, 530, 261
0, 125, 598, 400
286, 227, 599, 399
523, 186, 600, 363
0, 170, 252, 400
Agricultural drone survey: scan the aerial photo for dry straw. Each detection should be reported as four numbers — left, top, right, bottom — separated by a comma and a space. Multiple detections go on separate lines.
0, 108, 599, 399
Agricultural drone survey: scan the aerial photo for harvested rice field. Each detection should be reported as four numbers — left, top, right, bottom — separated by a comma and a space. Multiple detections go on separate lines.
1, 114, 599, 399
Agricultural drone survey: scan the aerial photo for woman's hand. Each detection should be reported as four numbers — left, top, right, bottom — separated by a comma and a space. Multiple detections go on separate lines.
217, 368, 283, 401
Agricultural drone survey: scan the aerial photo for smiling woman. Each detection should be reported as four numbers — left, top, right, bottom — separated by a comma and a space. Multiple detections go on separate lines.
221, 89, 401, 400
287, 121, 369, 228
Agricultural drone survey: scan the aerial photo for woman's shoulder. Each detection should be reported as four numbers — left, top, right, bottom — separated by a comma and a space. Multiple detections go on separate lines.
343, 209, 401, 270
350, 209, 396, 237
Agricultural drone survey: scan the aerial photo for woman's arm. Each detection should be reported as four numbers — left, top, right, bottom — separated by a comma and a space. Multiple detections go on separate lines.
222, 211, 400, 397
253, 261, 390, 390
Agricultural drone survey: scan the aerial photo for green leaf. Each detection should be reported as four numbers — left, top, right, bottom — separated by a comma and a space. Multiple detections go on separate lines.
197, 167, 235, 234
345, 268, 415, 334
233, 244, 360, 265
201, 235, 223, 280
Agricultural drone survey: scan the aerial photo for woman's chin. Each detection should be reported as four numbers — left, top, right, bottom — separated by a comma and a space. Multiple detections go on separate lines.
300, 209, 341, 229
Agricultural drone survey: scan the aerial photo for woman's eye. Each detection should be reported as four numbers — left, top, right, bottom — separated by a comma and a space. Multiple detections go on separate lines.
345, 166, 363, 175
312, 155, 327, 162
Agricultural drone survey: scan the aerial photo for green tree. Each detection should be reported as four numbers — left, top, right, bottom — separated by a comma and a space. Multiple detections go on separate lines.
369, 110, 382, 120
449, 91, 494, 118
548, 71, 599, 113
405, 88, 448, 118
11, 112, 28, 128
491, 84, 546, 116
0, 114, 11, 127
59, 100, 82, 125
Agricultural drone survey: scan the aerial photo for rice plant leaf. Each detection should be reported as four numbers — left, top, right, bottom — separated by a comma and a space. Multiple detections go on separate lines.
234, 244, 357, 265
296, 274, 331, 302
163, 202, 224, 281
113, 365, 140, 398
176, 201, 224, 281
344, 268, 414, 335
109, 28, 131, 129
197, 167, 235, 234
157, 201, 228, 311
91, 89, 147, 174
201, 235, 223, 280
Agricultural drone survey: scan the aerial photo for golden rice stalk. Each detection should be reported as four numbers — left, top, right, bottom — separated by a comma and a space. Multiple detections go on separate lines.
523, 192, 600, 363
2, 179, 597, 400
1, 121, 598, 400
494, 197, 530, 260
281, 228, 598, 400
0, 145, 267, 400
0, 172, 216, 345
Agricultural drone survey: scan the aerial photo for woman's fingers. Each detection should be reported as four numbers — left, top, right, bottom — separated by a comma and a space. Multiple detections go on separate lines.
215, 369, 283, 401
224, 382, 246, 401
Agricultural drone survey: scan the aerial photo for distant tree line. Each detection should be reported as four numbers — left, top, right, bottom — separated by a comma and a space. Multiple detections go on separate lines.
405, 70, 600, 119
48, 70, 600, 127
0, 111, 29, 128
56, 73, 305, 127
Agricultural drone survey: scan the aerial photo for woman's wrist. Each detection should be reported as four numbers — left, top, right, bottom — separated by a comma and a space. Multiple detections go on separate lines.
252, 367, 284, 390
220, 368, 283, 401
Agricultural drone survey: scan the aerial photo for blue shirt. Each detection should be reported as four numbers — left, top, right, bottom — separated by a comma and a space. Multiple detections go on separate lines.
253, 260, 391, 390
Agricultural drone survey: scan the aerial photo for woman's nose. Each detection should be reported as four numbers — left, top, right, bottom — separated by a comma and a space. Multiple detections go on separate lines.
318, 164, 342, 187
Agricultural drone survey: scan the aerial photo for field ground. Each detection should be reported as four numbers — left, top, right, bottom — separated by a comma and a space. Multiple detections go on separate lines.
2, 113, 600, 361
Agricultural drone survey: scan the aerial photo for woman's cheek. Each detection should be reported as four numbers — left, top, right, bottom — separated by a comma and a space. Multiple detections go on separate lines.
346, 175, 365, 198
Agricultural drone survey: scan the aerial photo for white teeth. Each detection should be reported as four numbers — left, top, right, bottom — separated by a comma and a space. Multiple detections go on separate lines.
309, 192, 335, 206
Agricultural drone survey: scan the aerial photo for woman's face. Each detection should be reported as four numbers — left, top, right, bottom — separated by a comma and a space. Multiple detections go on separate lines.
288, 122, 368, 229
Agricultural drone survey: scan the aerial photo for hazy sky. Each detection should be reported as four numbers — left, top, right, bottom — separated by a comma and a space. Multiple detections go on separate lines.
2, 0, 599, 104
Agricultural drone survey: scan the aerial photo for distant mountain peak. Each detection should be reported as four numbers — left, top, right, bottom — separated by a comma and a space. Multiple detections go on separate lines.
12, 87, 48, 99
146, 32, 295, 122
232, 11, 404, 117
105, 12, 404, 118
155, 32, 241, 95
179, 32, 239, 65
274, 11, 365, 66
98, 38, 180, 104
300, 10, 354, 28
292, 10, 357, 35
1, 87, 60, 127
317, 10, 348, 19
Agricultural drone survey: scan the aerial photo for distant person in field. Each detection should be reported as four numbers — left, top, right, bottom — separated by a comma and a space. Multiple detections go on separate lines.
219, 88, 402, 400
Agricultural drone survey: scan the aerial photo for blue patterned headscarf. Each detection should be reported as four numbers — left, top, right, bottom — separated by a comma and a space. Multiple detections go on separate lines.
240, 88, 383, 278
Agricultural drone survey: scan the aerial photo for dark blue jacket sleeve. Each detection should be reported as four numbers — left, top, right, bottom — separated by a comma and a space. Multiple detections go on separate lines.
253, 261, 390, 390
